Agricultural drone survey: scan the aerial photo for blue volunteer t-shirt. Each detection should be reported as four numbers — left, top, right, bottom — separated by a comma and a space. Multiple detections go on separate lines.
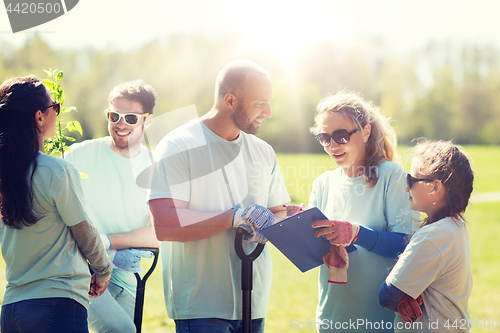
0, 153, 91, 308
310, 160, 419, 333
148, 118, 290, 320
65, 137, 152, 297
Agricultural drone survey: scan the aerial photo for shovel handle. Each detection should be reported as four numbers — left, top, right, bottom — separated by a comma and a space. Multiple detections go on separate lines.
133, 247, 160, 333
235, 228, 265, 262
235, 228, 264, 333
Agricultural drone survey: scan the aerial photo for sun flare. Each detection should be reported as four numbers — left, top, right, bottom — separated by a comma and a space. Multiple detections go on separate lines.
236, 1, 350, 68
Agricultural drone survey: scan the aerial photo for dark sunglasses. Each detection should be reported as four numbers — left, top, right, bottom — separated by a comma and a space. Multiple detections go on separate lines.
105, 110, 150, 126
42, 101, 60, 116
317, 128, 359, 147
406, 173, 434, 189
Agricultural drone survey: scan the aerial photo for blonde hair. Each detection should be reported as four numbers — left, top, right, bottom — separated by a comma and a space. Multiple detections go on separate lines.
310, 91, 398, 186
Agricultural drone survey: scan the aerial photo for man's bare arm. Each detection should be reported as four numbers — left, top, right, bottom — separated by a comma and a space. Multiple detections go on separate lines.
107, 223, 159, 250
149, 198, 234, 242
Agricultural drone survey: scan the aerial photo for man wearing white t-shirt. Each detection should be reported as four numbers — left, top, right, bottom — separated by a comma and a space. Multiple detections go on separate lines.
148, 60, 290, 333
65, 80, 159, 333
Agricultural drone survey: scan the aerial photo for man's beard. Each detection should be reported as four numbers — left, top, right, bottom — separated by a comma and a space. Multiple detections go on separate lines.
231, 104, 260, 135
111, 125, 143, 150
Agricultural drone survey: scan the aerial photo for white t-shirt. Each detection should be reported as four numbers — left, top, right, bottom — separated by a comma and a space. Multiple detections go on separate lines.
65, 137, 152, 297
0, 153, 91, 308
148, 118, 290, 320
387, 217, 472, 333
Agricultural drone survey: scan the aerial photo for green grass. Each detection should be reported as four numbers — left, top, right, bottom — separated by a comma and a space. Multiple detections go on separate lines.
466, 202, 500, 325
277, 145, 500, 205
1, 146, 499, 332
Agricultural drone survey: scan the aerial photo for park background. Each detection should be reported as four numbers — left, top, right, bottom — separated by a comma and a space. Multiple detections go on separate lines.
1, 0, 499, 332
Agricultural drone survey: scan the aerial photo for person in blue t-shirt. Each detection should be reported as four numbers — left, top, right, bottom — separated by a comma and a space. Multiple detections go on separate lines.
65, 80, 159, 333
0, 76, 112, 333
148, 59, 290, 333
379, 141, 474, 333
288, 91, 419, 333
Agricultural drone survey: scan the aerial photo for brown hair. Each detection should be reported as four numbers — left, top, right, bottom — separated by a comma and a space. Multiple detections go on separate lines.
310, 90, 398, 186
412, 140, 474, 226
108, 80, 156, 114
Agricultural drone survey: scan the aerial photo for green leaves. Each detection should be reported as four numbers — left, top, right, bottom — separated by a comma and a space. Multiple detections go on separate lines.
66, 120, 83, 136
43, 68, 83, 158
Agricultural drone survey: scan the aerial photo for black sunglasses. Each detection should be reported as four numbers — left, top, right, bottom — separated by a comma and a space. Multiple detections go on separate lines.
105, 110, 150, 126
42, 101, 60, 116
406, 173, 434, 189
317, 128, 359, 147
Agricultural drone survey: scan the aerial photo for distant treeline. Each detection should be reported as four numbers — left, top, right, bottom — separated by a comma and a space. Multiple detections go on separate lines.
1, 34, 499, 152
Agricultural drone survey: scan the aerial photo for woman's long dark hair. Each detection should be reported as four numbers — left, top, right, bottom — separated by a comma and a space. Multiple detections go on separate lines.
0, 76, 49, 229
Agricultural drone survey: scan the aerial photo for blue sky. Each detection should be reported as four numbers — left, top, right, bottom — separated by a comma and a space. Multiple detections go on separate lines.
1, 0, 500, 58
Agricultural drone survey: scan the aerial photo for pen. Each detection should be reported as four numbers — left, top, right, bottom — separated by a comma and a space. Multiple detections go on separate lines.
283, 205, 304, 211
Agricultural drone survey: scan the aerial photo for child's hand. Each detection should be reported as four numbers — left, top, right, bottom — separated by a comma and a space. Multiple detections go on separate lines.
285, 203, 306, 216
397, 294, 423, 323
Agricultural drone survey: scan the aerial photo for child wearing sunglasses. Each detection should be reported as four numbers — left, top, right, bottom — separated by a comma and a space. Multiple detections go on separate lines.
287, 91, 419, 332
379, 141, 474, 332
0, 76, 112, 332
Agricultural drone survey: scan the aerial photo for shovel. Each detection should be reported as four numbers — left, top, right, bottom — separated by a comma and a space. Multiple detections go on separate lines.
133, 247, 160, 333
234, 228, 265, 333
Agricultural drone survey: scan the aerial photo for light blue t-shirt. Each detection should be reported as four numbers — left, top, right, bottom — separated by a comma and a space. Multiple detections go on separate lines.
65, 137, 152, 297
148, 118, 290, 320
0, 153, 91, 308
387, 217, 472, 333
309, 160, 420, 333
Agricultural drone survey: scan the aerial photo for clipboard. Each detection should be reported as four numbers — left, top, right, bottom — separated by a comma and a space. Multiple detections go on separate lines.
261, 207, 356, 272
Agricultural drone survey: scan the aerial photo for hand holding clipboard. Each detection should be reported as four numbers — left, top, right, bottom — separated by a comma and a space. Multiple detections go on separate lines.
261, 207, 356, 272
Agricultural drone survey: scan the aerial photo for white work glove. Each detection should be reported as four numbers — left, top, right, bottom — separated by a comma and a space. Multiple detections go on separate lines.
107, 249, 153, 273
232, 204, 275, 243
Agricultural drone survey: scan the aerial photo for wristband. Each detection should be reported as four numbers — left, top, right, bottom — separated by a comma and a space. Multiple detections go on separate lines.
232, 208, 243, 228
100, 234, 111, 250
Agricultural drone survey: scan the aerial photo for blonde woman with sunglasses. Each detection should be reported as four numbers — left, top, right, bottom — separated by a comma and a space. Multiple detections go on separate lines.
288, 91, 419, 332
0, 76, 112, 332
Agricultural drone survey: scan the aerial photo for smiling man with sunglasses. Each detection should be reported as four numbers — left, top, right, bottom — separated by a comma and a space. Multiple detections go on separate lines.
65, 80, 159, 333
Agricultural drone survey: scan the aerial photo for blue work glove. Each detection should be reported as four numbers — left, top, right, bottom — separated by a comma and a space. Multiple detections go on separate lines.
111, 249, 153, 273
233, 204, 275, 243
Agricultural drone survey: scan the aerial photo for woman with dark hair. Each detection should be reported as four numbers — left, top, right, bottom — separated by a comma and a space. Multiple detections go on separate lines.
0, 76, 112, 332
379, 141, 474, 332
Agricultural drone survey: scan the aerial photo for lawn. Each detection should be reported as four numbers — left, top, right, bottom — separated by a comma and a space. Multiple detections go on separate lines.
1, 145, 499, 332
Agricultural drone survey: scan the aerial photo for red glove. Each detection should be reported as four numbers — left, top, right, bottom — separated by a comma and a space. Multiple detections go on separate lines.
313, 219, 360, 246
397, 294, 423, 323
314, 219, 360, 284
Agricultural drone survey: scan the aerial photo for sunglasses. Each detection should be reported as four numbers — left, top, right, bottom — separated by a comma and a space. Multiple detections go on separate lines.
105, 110, 150, 126
42, 101, 60, 116
317, 128, 359, 147
406, 173, 434, 189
